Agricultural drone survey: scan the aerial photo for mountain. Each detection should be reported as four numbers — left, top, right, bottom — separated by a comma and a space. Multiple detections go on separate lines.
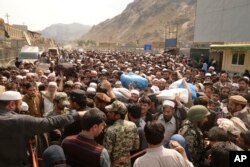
82, 0, 196, 46
41, 23, 92, 42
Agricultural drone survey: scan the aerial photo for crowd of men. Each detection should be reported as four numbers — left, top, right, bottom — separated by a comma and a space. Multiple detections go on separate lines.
0, 49, 250, 167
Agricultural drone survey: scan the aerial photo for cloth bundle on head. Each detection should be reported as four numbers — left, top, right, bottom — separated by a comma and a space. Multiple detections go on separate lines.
157, 88, 189, 104
120, 72, 148, 90
169, 79, 197, 100
230, 117, 248, 133
217, 118, 244, 136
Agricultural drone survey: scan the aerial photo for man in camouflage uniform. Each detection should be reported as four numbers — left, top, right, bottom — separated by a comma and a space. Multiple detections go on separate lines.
103, 100, 139, 167
44, 92, 70, 117
44, 92, 70, 144
179, 105, 210, 167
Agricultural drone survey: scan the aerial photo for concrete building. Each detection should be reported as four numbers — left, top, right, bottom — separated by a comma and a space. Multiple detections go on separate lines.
194, 0, 250, 73
0, 18, 55, 66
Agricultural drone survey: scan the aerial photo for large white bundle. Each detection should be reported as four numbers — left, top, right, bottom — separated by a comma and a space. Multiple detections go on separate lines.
168, 79, 182, 89
157, 88, 189, 103
113, 88, 130, 102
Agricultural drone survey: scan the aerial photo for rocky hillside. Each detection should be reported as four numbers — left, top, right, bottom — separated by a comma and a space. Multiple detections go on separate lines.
41, 23, 91, 42
82, 0, 196, 46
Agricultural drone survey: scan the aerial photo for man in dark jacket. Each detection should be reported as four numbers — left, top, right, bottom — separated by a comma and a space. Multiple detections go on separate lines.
0, 91, 86, 167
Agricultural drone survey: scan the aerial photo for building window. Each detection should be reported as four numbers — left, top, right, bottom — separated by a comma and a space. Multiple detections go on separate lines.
232, 51, 245, 65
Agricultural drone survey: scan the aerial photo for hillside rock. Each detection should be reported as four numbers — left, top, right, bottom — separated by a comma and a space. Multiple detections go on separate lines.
82, 0, 196, 45
41, 23, 91, 42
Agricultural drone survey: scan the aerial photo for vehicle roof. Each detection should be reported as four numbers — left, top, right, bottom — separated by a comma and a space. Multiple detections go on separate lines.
21, 45, 39, 53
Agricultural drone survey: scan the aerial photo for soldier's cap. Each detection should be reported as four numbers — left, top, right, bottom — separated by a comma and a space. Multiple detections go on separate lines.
187, 105, 210, 122
229, 95, 247, 105
69, 89, 86, 102
95, 93, 111, 103
54, 92, 70, 106
105, 100, 127, 115
0, 91, 22, 101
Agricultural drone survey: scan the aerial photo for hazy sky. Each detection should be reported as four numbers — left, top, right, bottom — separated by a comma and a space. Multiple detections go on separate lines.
0, 0, 134, 31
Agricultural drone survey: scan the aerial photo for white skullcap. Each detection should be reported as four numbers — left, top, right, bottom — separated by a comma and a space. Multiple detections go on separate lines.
159, 78, 166, 82
21, 102, 29, 111
151, 85, 159, 93
48, 73, 56, 78
243, 76, 249, 81
205, 73, 212, 77
149, 67, 154, 71
48, 82, 57, 87
41, 75, 48, 79
209, 66, 215, 70
2, 76, 7, 81
87, 87, 96, 94
152, 78, 159, 82
0, 91, 22, 101
101, 69, 107, 73
162, 68, 168, 72
162, 100, 175, 108
74, 82, 82, 86
115, 81, 122, 85
44, 70, 51, 74
26, 73, 34, 77
91, 70, 97, 75
23, 69, 29, 73
89, 82, 97, 89
16, 75, 23, 79
130, 89, 140, 96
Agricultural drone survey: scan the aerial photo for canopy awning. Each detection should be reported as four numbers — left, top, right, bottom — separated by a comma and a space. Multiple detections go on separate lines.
210, 44, 250, 51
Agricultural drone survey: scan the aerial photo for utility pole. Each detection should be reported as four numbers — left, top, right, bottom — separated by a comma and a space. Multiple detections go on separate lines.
5, 13, 10, 24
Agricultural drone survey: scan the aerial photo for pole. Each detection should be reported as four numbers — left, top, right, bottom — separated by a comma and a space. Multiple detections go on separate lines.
5, 13, 10, 24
